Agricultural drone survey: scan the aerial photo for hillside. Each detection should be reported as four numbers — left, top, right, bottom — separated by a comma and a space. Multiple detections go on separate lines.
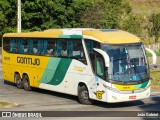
129, 0, 160, 15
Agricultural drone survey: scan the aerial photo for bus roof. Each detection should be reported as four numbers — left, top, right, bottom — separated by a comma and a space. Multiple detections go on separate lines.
83, 29, 141, 44
3, 30, 63, 38
3, 29, 141, 44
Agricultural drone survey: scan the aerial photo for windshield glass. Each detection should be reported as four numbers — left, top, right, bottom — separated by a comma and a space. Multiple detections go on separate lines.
103, 43, 149, 82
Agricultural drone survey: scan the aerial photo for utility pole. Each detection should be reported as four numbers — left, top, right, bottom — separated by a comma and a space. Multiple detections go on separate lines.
17, 0, 21, 33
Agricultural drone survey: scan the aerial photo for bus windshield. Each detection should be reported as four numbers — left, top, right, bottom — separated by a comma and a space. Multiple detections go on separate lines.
103, 43, 149, 82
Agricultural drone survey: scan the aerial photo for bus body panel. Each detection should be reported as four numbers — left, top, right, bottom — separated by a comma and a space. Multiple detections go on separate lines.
2, 28, 150, 103
106, 87, 150, 103
38, 58, 93, 95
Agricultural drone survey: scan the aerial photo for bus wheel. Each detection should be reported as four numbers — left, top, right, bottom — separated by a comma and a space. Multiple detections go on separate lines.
14, 73, 23, 89
78, 85, 93, 105
23, 75, 32, 91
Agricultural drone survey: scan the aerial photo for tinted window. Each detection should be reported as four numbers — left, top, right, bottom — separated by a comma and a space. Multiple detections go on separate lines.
32, 40, 38, 54
56, 39, 68, 57
3, 37, 11, 53
18, 39, 30, 54
11, 39, 18, 53
3, 37, 86, 64
85, 39, 101, 54
85, 39, 101, 69
96, 55, 105, 78
46, 40, 56, 56
68, 39, 86, 64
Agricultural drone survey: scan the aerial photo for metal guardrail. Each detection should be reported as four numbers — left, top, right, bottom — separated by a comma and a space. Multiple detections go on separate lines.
150, 64, 160, 71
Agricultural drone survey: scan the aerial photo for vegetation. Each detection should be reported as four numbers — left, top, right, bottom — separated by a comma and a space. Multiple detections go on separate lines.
129, 0, 160, 16
150, 70, 160, 90
148, 13, 160, 44
154, 51, 160, 56
0, 0, 160, 46
22, 0, 93, 31
146, 51, 160, 57
146, 51, 152, 57
0, 101, 15, 108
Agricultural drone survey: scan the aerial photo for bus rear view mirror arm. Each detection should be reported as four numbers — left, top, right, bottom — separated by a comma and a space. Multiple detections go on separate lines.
145, 47, 157, 64
93, 48, 110, 67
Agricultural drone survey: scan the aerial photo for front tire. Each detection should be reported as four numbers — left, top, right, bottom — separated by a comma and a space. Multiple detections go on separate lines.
14, 73, 23, 89
78, 85, 93, 105
23, 75, 32, 91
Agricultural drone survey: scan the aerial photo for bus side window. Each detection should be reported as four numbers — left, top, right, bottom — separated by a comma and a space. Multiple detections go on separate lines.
37, 40, 42, 55
23, 39, 29, 54
19, 39, 24, 54
69, 39, 87, 64
56, 39, 68, 57
61, 40, 68, 57
95, 53, 105, 79
3, 37, 11, 53
17, 38, 31, 54
71, 40, 82, 58
68, 41, 73, 57
85, 39, 101, 68
86, 41, 93, 53
41, 40, 48, 55
11, 39, 18, 53
47, 39, 56, 56
32, 40, 38, 55
56, 40, 61, 57
85, 39, 101, 54
28, 39, 34, 54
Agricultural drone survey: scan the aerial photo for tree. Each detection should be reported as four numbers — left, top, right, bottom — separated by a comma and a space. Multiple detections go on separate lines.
22, 0, 92, 31
0, 0, 17, 34
103, 0, 132, 29
0, 0, 17, 45
120, 14, 143, 38
80, 0, 132, 29
148, 13, 160, 44
80, 1, 104, 28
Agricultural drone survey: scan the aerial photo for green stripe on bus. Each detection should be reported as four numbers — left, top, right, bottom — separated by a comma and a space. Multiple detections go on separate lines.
39, 58, 60, 84
48, 58, 72, 85
39, 58, 72, 85
134, 81, 149, 89
59, 35, 82, 39
140, 81, 149, 88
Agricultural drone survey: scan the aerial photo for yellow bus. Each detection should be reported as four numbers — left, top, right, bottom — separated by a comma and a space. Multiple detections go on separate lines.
2, 29, 150, 104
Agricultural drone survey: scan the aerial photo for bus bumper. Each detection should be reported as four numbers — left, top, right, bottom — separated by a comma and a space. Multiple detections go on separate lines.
106, 87, 150, 103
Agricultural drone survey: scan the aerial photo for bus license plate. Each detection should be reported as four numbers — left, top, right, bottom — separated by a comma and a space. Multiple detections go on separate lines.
129, 96, 136, 99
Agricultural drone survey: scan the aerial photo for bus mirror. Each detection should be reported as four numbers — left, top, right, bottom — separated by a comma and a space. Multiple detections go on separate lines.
93, 48, 110, 67
145, 47, 157, 64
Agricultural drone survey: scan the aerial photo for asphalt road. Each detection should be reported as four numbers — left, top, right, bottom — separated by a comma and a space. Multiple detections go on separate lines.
0, 70, 160, 120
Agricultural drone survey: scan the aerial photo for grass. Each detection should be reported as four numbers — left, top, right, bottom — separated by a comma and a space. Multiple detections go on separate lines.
150, 70, 160, 90
0, 101, 16, 108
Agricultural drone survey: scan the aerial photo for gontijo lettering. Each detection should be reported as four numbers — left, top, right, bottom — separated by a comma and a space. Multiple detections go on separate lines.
17, 57, 40, 66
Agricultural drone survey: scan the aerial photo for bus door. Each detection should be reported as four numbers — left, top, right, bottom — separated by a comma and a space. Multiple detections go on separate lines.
89, 49, 110, 100
89, 51, 106, 93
